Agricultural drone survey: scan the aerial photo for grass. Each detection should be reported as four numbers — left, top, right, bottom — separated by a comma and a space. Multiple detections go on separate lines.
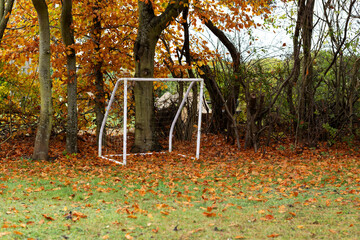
0, 137, 359, 239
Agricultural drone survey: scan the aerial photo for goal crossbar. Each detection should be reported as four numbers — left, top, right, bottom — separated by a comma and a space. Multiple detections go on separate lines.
98, 78, 204, 165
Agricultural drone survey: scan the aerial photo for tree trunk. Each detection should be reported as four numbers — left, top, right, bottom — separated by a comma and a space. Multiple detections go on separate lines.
298, 0, 315, 143
182, 6, 197, 141
60, 0, 78, 154
91, 1, 105, 144
202, 17, 241, 146
132, 0, 186, 153
0, 0, 14, 44
31, 0, 52, 160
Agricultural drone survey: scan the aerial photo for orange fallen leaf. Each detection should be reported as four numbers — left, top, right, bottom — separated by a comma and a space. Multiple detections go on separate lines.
152, 227, 159, 233
203, 212, 216, 217
234, 236, 246, 239
261, 214, 274, 221
160, 211, 169, 215
13, 230, 23, 235
127, 215, 137, 219
72, 211, 87, 218
329, 229, 337, 233
289, 212, 296, 216
125, 233, 133, 239
267, 233, 280, 238
102, 235, 109, 239
42, 214, 55, 221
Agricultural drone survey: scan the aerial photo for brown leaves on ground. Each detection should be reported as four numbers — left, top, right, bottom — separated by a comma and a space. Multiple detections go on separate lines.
0, 133, 359, 238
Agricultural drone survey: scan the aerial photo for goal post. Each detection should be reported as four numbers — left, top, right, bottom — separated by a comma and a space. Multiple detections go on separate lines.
98, 78, 204, 165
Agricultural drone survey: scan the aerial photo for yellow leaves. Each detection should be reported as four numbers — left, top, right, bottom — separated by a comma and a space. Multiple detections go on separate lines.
0, 232, 11, 237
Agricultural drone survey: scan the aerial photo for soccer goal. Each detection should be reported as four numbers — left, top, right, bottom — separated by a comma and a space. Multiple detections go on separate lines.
98, 78, 204, 165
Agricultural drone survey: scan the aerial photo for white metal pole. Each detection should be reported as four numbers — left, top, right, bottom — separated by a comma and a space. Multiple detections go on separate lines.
98, 79, 121, 157
169, 81, 195, 152
196, 80, 204, 159
123, 79, 127, 165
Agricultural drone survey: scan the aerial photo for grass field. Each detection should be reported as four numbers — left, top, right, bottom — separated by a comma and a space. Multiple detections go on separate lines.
0, 135, 359, 239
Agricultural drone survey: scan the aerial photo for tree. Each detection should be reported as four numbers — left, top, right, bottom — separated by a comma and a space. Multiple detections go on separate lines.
60, 0, 77, 153
131, 0, 187, 153
0, 0, 14, 44
31, 0, 52, 160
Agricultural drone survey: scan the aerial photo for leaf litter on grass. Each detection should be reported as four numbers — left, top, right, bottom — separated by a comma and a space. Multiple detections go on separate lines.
0, 134, 359, 239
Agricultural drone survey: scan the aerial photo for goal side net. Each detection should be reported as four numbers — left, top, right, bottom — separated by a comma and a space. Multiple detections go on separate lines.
98, 78, 204, 165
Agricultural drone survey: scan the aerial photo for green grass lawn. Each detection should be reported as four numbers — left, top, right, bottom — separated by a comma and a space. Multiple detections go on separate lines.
0, 148, 359, 239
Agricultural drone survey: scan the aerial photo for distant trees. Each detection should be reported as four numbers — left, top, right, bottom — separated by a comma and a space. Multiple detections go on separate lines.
0, 0, 359, 156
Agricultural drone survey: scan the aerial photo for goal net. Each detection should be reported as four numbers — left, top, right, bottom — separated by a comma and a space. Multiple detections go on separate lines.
98, 78, 204, 165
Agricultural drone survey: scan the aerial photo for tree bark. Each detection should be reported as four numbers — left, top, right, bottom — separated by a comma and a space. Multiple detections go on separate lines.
32, 0, 53, 160
202, 17, 242, 145
132, 0, 186, 153
61, 0, 78, 153
182, 6, 198, 141
0, 0, 14, 44
91, 1, 105, 144
298, 0, 315, 143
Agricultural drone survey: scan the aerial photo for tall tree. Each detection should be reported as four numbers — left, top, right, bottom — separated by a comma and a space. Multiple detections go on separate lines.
31, 0, 52, 160
0, 0, 14, 44
131, 0, 187, 153
61, 0, 78, 153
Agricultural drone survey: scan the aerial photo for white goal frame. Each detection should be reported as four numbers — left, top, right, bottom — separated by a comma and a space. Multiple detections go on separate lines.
98, 78, 204, 165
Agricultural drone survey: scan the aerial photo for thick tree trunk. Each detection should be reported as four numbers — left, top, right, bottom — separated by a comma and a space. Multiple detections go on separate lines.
0, 0, 14, 44
132, 28, 159, 152
132, 0, 186, 153
31, 0, 52, 160
61, 0, 78, 153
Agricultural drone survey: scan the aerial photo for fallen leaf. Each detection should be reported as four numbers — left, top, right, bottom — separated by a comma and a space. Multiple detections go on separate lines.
125, 233, 133, 239
267, 233, 280, 238
42, 214, 55, 221
203, 212, 216, 217
13, 230, 23, 235
0, 232, 11, 237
